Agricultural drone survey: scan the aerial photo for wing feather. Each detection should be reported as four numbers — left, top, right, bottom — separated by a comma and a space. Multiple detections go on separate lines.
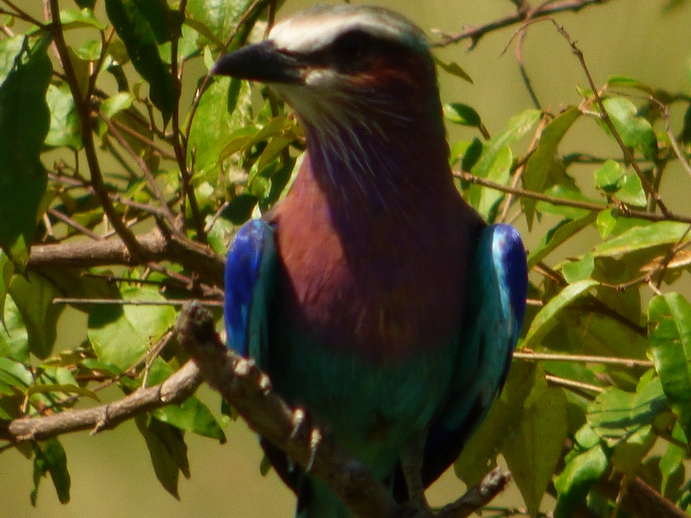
223, 219, 277, 364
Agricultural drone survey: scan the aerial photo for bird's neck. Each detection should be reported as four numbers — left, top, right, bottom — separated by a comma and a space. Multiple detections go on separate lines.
292, 106, 453, 234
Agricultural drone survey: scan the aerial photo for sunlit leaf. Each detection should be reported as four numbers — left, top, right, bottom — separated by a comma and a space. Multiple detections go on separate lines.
587, 372, 666, 445
649, 293, 691, 440
87, 286, 176, 370
522, 107, 580, 228
522, 279, 599, 350
598, 97, 657, 160
554, 443, 609, 518
45, 83, 82, 149
592, 221, 690, 258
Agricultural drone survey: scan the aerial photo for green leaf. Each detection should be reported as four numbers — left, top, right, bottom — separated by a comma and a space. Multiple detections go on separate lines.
0, 37, 51, 267
45, 83, 82, 149
527, 213, 597, 269
502, 373, 568, 515
187, 76, 251, 175
562, 253, 595, 283
26, 384, 100, 402
136, 415, 189, 499
617, 170, 647, 207
101, 92, 134, 118
59, 8, 106, 30
587, 373, 666, 445
147, 359, 226, 441
87, 286, 176, 370
474, 145, 512, 222
456, 362, 538, 486
105, 0, 178, 122
0, 35, 25, 86
522, 107, 580, 228
186, 0, 255, 47
434, 56, 473, 83
444, 103, 482, 127
659, 422, 687, 496
594, 159, 626, 194
8, 272, 64, 359
592, 221, 691, 258
599, 97, 658, 160
522, 279, 599, 350
554, 443, 609, 518
31, 438, 71, 505
649, 293, 691, 439
0, 294, 29, 363
612, 424, 655, 475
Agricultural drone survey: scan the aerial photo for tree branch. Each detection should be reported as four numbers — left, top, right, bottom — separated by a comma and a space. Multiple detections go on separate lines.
0, 361, 201, 444
26, 229, 225, 287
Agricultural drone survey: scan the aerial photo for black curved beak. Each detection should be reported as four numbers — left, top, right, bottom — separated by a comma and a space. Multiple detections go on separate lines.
212, 40, 303, 84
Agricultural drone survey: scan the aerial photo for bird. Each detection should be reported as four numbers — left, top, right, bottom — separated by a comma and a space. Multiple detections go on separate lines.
215, 5, 527, 517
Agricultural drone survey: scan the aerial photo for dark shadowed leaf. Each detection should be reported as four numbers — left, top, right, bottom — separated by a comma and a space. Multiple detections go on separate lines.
0, 37, 51, 267
136, 414, 189, 499
105, 0, 178, 122
503, 372, 568, 515
31, 438, 70, 505
8, 273, 64, 360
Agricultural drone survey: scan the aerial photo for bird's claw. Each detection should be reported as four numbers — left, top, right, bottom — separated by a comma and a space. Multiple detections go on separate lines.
289, 408, 321, 472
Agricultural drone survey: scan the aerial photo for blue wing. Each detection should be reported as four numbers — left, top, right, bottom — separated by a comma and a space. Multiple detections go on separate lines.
224, 219, 277, 364
420, 223, 527, 486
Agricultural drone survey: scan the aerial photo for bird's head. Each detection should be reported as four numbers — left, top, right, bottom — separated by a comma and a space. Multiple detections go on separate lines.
213, 5, 450, 203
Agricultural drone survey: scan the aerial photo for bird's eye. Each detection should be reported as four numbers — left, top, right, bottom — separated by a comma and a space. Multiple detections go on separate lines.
332, 30, 372, 62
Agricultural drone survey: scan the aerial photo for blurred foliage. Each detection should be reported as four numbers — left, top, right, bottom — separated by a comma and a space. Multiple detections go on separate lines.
0, 0, 690, 516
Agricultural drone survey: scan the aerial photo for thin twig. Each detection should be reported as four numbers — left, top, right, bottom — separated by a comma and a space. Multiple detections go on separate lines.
545, 374, 604, 393
53, 297, 223, 307
514, 351, 653, 368
549, 20, 672, 218
455, 171, 691, 225
432, 0, 612, 49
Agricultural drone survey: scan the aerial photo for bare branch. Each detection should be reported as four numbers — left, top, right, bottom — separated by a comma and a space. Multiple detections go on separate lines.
454, 171, 691, 225
27, 229, 225, 287
0, 361, 201, 444
432, 0, 612, 49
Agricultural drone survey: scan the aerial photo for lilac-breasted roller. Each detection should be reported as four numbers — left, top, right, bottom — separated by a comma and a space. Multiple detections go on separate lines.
216, 5, 527, 517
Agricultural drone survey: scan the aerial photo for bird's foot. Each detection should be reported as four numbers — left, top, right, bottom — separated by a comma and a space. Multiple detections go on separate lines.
401, 434, 429, 511
289, 408, 321, 472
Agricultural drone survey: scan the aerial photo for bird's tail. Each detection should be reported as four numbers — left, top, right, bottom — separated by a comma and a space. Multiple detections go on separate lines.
296, 477, 351, 518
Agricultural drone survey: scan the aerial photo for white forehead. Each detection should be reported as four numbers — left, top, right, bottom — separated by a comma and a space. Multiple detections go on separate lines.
268, 5, 427, 54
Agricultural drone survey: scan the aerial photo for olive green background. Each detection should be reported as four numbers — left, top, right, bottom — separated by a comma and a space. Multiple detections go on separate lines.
1, 0, 690, 516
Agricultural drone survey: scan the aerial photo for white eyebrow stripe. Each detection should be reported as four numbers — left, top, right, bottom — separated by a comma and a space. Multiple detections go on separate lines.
268, 7, 427, 55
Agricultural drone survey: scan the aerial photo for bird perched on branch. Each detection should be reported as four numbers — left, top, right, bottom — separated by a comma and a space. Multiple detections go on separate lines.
216, 5, 527, 517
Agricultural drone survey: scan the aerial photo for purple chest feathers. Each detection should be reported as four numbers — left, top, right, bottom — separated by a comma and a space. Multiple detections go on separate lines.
269, 165, 480, 364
